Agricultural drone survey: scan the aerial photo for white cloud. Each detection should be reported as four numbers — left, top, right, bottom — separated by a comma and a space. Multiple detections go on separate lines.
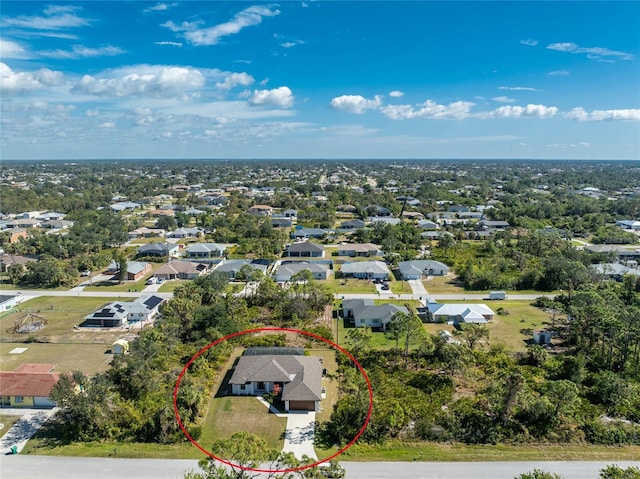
86, 109, 99, 117
483, 104, 558, 119
72, 65, 206, 98
164, 5, 280, 46
548, 70, 569, 76
216, 72, 255, 90
0, 39, 32, 59
380, 100, 474, 120
1, 6, 89, 30
520, 39, 538, 46
144, 3, 177, 13
39, 44, 125, 59
492, 96, 515, 103
0, 62, 64, 94
249, 86, 294, 108
330, 95, 382, 114
98, 122, 115, 128
565, 107, 640, 121
155, 41, 183, 47
498, 86, 542, 92
389, 90, 404, 98
547, 42, 633, 62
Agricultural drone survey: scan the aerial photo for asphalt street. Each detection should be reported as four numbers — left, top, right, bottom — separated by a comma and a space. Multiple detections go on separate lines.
2, 457, 639, 479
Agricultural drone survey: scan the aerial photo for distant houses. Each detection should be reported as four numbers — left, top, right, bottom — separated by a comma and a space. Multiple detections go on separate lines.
397, 260, 449, 279
342, 299, 408, 330
423, 302, 495, 326
341, 260, 390, 280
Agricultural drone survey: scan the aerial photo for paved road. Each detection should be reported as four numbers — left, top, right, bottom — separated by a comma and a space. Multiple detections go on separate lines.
1, 457, 639, 479
8, 289, 552, 303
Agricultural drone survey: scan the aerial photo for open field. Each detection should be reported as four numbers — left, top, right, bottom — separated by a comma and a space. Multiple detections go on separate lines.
422, 275, 559, 297
0, 296, 140, 374
0, 342, 115, 374
0, 296, 128, 342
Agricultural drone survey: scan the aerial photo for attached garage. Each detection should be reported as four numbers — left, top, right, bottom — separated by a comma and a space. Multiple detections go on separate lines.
288, 400, 316, 411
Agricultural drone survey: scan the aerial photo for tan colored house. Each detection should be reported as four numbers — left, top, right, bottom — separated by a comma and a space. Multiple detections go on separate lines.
248, 204, 273, 216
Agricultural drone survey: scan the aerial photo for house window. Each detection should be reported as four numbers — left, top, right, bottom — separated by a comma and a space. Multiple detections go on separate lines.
257, 382, 265, 390
15, 396, 23, 403
239, 384, 245, 390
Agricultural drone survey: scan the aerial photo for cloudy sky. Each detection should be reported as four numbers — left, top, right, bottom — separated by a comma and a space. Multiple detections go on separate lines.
1, 1, 639, 160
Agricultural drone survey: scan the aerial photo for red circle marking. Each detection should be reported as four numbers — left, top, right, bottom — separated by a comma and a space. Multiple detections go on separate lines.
173, 327, 373, 473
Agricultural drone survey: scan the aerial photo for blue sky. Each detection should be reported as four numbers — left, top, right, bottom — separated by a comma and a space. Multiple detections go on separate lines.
1, 1, 639, 160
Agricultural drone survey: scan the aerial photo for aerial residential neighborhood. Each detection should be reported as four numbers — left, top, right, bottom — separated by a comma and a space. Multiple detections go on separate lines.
1, 159, 640, 479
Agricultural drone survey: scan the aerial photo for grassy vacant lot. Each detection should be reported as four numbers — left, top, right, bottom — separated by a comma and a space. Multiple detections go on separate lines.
423, 274, 559, 297
1, 342, 114, 374
0, 296, 136, 374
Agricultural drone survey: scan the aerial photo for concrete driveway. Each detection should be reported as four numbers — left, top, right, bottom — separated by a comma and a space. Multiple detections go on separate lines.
0, 408, 58, 454
408, 279, 428, 296
282, 411, 317, 461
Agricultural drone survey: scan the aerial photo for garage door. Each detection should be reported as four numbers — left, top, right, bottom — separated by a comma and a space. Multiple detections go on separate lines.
34, 396, 56, 408
289, 400, 316, 411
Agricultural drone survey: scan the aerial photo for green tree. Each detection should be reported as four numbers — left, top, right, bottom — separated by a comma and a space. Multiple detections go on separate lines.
515, 470, 564, 479
599, 465, 640, 479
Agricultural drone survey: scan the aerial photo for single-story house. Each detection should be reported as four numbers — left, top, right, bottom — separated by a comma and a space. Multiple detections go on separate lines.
106, 260, 152, 280
291, 228, 332, 240
282, 209, 298, 218
338, 219, 366, 231
0, 254, 37, 273
274, 262, 330, 282
342, 299, 409, 330
366, 205, 393, 217
337, 243, 382, 257
0, 364, 60, 408
167, 227, 202, 239
341, 260, 390, 280
271, 218, 293, 228
248, 205, 273, 216
184, 242, 227, 258
368, 216, 401, 226
36, 212, 66, 221
425, 302, 495, 325
41, 219, 74, 230
401, 211, 424, 221
478, 219, 510, 231
154, 261, 209, 280
285, 241, 325, 258
395, 196, 422, 207
82, 295, 165, 328
336, 204, 358, 213
417, 220, 439, 230
137, 242, 179, 258
214, 259, 269, 280
616, 220, 640, 230
111, 201, 141, 212
229, 349, 323, 412
183, 208, 206, 216
591, 263, 640, 281
397, 260, 450, 279
127, 227, 166, 239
